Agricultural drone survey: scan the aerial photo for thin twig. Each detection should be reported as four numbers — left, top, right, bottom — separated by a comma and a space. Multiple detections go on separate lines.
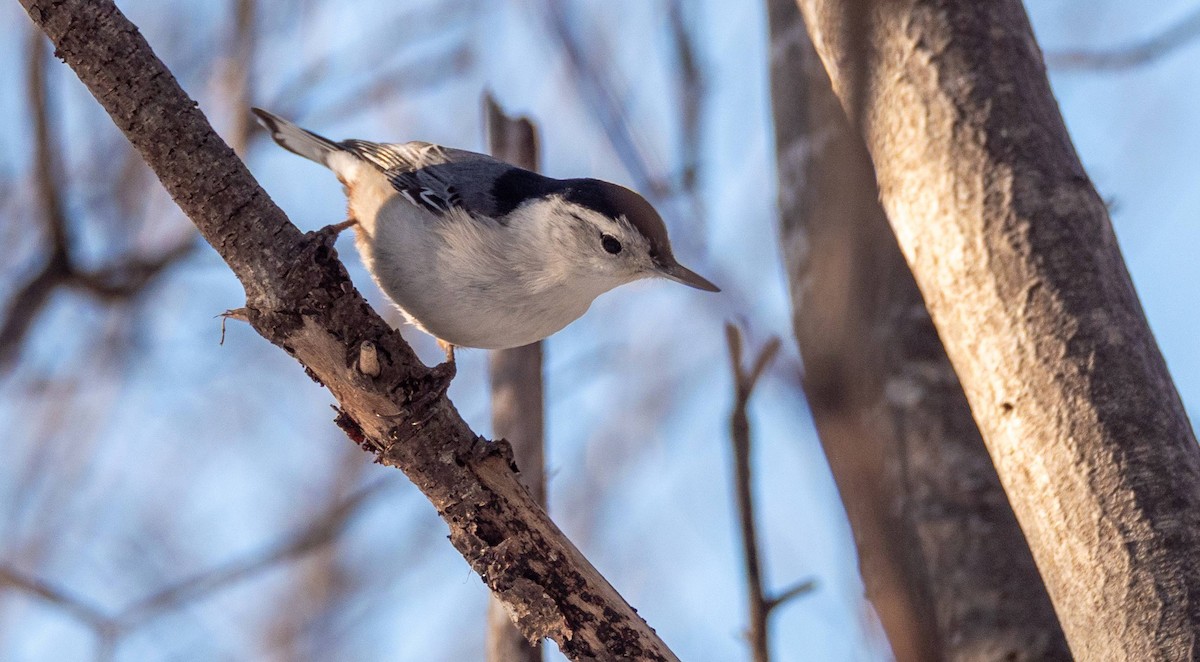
66, 237, 198, 300
725, 324, 810, 662
302, 46, 473, 126
542, 1, 713, 256
0, 566, 110, 629
0, 29, 72, 368
265, 3, 474, 122
1, 30, 197, 370
0, 481, 385, 657
116, 481, 384, 626
667, 0, 702, 195
542, 1, 664, 198
1047, 7, 1200, 70
765, 578, 816, 612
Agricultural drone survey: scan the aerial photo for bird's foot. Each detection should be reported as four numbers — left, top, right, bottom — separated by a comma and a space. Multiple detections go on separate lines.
431, 340, 457, 386
311, 218, 358, 243
436, 339, 457, 366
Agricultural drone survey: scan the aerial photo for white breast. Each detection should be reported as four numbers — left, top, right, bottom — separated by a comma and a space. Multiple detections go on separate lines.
341, 171, 618, 349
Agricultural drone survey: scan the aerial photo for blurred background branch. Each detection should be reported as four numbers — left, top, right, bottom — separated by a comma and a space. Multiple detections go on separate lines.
0, 481, 384, 661
0, 30, 198, 370
484, 94, 545, 662
1047, 6, 1200, 70
725, 324, 813, 662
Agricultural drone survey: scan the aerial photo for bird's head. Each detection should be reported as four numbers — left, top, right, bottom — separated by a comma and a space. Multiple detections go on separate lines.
535, 178, 720, 293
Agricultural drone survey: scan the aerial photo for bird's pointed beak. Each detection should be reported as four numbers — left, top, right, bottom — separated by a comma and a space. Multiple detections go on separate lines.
657, 261, 721, 292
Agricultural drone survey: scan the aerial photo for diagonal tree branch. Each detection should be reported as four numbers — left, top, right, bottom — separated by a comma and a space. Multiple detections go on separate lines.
18, 1, 677, 659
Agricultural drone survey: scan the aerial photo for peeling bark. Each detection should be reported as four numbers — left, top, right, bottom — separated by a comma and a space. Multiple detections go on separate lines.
18, 1, 677, 659
767, 2, 1070, 659
793, 0, 1200, 658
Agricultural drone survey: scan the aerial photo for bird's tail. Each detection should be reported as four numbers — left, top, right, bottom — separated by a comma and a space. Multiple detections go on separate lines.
252, 108, 341, 167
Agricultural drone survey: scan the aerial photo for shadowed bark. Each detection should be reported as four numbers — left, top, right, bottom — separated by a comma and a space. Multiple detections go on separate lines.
793, 0, 1200, 658
18, 1, 677, 659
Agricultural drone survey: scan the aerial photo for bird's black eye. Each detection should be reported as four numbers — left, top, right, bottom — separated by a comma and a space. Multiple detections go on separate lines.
601, 234, 623, 255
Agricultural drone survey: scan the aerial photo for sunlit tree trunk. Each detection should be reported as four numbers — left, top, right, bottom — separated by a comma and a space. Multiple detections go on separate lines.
793, 0, 1200, 658
766, 2, 1070, 659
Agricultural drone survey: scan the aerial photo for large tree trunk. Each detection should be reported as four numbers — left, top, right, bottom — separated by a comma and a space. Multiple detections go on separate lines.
765, 1, 1070, 660
793, 0, 1200, 658
18, 1, 678, 659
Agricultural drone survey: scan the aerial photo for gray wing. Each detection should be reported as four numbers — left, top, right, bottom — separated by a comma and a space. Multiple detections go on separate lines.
340, 139, 516, 218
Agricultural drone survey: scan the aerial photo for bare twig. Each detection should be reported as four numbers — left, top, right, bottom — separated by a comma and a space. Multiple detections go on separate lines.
541, 2, 712, 257
0, 482, 384, 658
302, 45, 473, 126
0, 29, 72, 368
117, 481, 384, 625
542, 1, 664, 198
667, 0, 702, 195
1047, 6, 1200, 70
724, 324, 811, 662
484, 93, 545, 662
1, 29, 196, 371
27, 28, 69, 260
264, 3, 474, 122
66, 237, 199, 300
225, 0, 257, 155
262, 447, 371, 660
21, 2, 678, 658
765, 578, 816, 612
0, 566, 110, 630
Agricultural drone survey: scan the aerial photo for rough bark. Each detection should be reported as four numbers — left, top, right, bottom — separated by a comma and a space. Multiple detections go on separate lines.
18, 1, 677, 659
485, 97, 545, 662
793, 0, 1200, 658
766, 2, 1071, 660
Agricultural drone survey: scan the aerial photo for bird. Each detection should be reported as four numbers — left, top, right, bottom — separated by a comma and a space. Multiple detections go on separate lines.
252, 108, 719, 362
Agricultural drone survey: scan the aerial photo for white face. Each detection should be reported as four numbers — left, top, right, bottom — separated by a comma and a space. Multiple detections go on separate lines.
524, 196, 662, 290
499, 194, 662, 292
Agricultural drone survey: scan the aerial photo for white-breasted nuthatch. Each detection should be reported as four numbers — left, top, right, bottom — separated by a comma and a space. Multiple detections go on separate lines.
252, 108, 719, 358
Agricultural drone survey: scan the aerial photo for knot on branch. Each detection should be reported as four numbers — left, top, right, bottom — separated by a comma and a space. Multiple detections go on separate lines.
502, 577, 572, 645
467, 435, 518, 473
